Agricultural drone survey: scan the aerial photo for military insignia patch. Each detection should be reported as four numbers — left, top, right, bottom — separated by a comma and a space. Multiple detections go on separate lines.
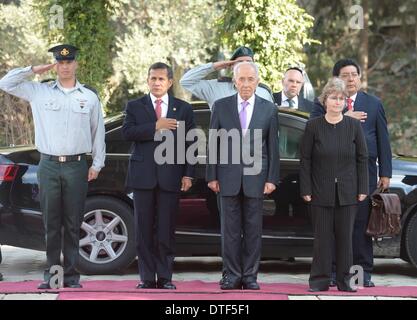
60, 48, 69, 56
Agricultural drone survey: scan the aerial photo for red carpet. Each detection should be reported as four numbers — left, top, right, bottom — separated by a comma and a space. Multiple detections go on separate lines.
1, 280, 417, 300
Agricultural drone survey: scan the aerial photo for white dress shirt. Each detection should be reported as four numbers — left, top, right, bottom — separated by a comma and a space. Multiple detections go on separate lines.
281, 91, 299, 109
237, 94, 255, 135
150, 92, 169, 118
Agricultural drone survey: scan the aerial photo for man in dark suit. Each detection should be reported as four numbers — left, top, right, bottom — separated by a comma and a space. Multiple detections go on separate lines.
310, 59, 392, 287
206, 62, 280, 290
273, 67, 314, 112
122, 62, 195, 290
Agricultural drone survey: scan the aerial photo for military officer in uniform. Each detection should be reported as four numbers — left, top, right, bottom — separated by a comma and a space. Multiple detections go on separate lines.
180, 46, 274, 109
0, 44, 106, 289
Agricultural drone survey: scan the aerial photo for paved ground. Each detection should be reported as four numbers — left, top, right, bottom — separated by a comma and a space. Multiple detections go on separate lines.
1, 245, 417, 300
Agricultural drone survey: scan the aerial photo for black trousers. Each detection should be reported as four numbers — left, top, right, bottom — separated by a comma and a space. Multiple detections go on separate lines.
133, 188, 179, 282
37, 156, 88, 284
353, 196, 373, 280
220, 190, 263, 284
309, 201, 357, 289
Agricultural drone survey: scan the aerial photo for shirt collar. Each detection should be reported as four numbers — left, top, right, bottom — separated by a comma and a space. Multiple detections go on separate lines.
281, 91, 298, 106
52, 79, 84, 93
150, 93, 169, 106
349, 92, 358, 102
237, 93, 256, 108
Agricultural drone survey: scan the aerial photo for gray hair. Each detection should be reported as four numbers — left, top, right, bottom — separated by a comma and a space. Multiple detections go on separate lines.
233, 61, 259, 80
318, 77, 347, 106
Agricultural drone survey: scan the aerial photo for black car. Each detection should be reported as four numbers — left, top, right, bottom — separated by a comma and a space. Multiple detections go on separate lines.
1, 102, 417, 274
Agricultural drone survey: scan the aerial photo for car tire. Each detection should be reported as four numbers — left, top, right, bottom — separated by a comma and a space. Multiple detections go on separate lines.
405, 211, 417, 269
76, 196, 136, 275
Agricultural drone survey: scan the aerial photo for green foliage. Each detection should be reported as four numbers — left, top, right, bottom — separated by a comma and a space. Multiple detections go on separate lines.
218, 0, 318, 90
35, 0, 115, 98
108, 0, 224, 113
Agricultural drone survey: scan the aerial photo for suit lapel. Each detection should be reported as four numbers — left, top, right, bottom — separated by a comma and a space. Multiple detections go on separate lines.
353, 91, 365, 111
144, 94, 157, 121
230, 94, 242, 130
247, 95, 262, 131
166, 95, 176, 119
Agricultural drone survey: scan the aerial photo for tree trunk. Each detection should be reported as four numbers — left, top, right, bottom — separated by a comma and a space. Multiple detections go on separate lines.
359, 0, 369, 91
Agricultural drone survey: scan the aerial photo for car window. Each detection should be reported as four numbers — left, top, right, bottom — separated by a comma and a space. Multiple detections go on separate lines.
193, 110, 211, 157
279, 124, 303, 159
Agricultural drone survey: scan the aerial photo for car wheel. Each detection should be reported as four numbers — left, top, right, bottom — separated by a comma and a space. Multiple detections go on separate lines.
405, 211, 417, 269
76, 196, 136, 274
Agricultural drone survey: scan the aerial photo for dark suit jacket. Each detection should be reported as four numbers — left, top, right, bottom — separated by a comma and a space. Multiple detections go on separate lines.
300, 116, 369, 207
273, 91, 314, 113
122, 94, 195, 192
206, 94, 280, 198
309, 91, 392, 189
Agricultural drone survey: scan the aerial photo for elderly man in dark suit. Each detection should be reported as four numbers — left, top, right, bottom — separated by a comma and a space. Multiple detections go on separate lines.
122, 62, 195, 290
273, 67, 314, 112
206, 61, 280, 290
310, 59, 392, 287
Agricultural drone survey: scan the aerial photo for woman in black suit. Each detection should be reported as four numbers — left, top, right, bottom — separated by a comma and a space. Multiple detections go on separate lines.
300, 77, 368, 292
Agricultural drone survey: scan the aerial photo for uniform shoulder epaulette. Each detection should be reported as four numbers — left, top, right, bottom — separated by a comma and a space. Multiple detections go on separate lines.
217, 76, 233, 82
82, 84, 100, 100
40, 78, 56, 85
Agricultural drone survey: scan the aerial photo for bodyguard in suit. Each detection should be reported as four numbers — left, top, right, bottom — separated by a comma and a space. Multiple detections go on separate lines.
310, 59, 392, 287
273, 67, 314, 112
206, 62, 280, 290
300, 78, 369, 292
122, 62, 195, 290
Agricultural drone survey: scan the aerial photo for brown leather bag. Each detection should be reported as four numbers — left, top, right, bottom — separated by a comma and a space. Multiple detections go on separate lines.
366, 189, 401, 238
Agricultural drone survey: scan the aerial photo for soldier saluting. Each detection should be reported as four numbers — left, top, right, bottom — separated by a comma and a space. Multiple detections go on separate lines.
0, 44, 106, 289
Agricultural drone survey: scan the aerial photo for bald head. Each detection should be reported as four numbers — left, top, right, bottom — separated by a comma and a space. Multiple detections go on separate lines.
282, 68, 304, 99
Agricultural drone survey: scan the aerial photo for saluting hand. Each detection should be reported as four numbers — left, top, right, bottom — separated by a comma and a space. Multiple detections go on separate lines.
88, 168, 99, 182
213, 60, 238, 71
31, 63, 57, 75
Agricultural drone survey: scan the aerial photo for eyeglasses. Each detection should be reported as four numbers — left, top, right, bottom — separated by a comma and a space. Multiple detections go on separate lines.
339, 72, 360, 79
327, 95, 346, 102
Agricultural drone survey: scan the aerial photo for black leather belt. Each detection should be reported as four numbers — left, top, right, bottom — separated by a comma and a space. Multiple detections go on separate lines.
41, 153, 85, 163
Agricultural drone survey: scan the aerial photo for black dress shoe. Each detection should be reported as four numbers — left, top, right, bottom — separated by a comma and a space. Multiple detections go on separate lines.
219, 271, 228, 285
242, 281, 260, 290
329, 279, 337, 287
157, 279, 176, 290
364, 280, 375, 288
64, 283, 83, 289
37, 282, 51, 290
308, 287, 329, 292
337, 285, 357, 292
136, 281, 156, 289
0, 272, 3, 281
220, 279, 242, 290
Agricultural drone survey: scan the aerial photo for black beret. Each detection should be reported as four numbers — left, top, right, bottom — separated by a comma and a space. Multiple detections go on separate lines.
230, 46, 254, 61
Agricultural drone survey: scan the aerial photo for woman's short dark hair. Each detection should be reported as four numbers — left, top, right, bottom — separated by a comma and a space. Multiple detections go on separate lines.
148, 62, 173, 79
332, 59, 361, 77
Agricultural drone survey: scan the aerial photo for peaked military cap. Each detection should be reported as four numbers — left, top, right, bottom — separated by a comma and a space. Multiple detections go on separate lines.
48, 44, 79, 61
230, 46, 254, 61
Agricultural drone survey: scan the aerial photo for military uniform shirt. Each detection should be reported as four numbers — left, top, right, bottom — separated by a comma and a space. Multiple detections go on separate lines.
180, 63, 274, 110
0, 66, 105, 171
